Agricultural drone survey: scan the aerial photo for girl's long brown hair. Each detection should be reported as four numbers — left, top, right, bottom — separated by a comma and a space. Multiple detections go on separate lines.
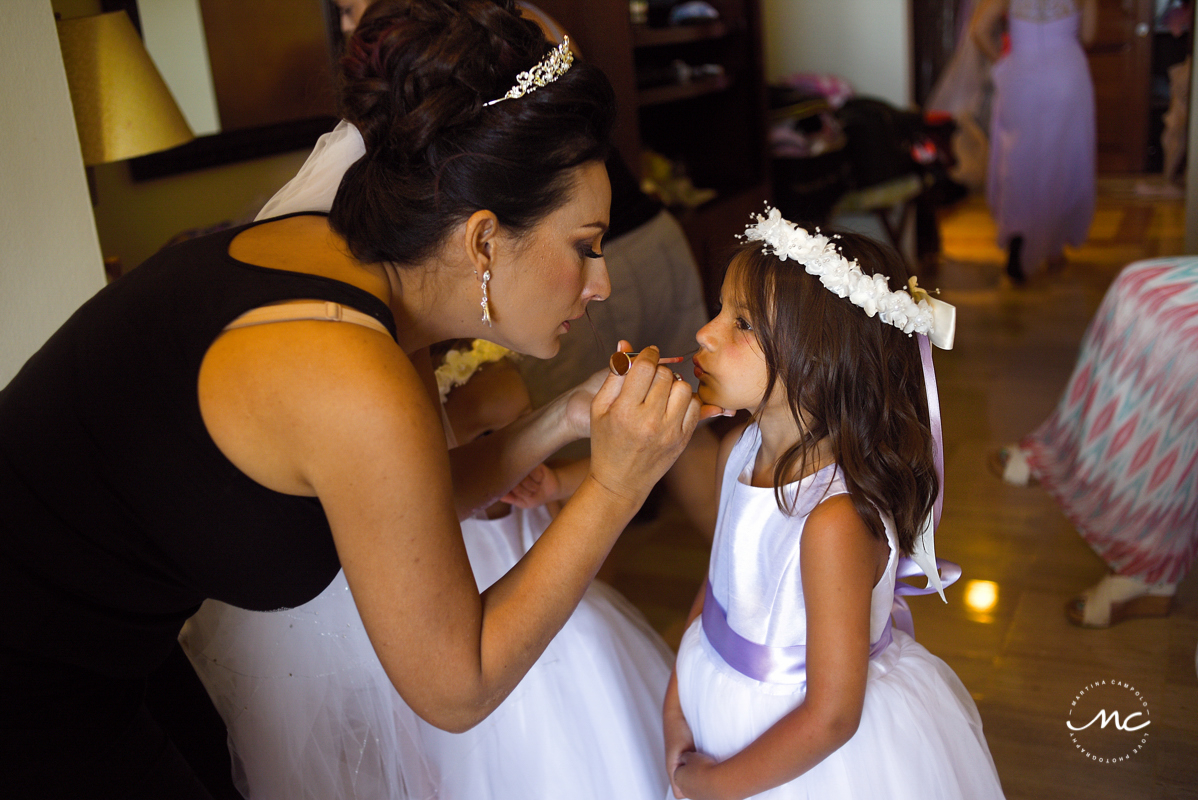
733, 234, 937, 555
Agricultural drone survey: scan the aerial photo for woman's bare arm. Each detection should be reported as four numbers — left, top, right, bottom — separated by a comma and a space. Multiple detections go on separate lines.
971, 0, 1009, 62
1079, 0, 1098, 47
201, 325, 698, 732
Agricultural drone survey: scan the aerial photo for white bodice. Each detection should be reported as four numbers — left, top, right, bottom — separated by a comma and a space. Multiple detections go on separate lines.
708, 424, 898, 648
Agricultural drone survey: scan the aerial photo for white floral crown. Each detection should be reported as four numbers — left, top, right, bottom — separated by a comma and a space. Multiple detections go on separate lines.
483, 36, 574, 107
742, 206, 956, 350
435, 339, 513, 402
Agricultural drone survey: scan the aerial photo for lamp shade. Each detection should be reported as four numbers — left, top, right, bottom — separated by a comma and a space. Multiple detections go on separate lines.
57, 11, 194, 166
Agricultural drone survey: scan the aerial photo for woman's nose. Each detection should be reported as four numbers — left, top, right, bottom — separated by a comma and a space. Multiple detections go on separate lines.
695, 319, 715, 350
584, 258, 611, 303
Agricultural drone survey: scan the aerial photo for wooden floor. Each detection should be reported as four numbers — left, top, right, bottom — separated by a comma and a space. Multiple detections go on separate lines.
603, 176, 1197, 799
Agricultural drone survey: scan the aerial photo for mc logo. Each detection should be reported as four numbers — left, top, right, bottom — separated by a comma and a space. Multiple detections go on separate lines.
1066, 680, 1151, 763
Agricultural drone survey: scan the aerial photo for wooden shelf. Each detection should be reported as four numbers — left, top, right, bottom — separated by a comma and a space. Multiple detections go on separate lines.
637, 74, 732, 107
632, 21, 730, 48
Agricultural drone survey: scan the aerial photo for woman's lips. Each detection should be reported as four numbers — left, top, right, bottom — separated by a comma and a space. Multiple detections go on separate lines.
693, 359, 705, 380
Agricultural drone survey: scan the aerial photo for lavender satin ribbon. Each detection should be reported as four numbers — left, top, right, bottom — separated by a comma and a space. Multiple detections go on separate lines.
702, 559, 961, 685
920, 333, 944, 531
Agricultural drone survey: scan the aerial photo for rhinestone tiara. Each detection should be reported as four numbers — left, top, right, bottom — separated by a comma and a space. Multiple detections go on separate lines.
483, 36, 574, 107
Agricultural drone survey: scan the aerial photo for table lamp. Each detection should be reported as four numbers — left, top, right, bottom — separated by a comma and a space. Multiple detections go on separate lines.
56, 10, 194, 169
57, 10, 195, 279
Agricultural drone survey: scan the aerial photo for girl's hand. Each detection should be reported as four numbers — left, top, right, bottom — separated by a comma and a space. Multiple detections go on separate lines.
673, 751, 729, 800
501, 463, 563, 508
664, 697, 696, 798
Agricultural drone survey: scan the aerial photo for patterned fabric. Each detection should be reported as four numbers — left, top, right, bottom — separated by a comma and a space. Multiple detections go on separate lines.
1023, 257, 1198, 584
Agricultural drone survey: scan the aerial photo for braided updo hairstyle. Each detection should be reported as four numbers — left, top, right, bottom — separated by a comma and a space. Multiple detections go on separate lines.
329, 0, 616, 267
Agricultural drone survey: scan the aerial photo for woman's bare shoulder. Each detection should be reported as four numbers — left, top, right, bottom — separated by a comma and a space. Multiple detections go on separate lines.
199, 319, 442, 497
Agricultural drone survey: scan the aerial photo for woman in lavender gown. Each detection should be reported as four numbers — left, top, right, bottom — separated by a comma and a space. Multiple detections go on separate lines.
972, 0, 1097, 282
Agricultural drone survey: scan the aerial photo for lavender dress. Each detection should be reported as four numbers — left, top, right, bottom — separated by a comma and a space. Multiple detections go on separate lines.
986, 0, 1095, 275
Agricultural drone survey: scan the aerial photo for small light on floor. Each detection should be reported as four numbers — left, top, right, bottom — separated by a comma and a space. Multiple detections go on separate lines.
964, 580, 999, 615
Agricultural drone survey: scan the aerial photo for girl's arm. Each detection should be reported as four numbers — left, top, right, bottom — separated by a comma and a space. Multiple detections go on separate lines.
970, 0, 1008, 62
665, 422, 745, 798
446, 370, 604, 518
664, 583, 705, 797
502, 457, 591, 508
672, 495, 886, 800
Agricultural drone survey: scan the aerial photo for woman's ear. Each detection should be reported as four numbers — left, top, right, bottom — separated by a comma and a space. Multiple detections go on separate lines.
463, 209, 500, 275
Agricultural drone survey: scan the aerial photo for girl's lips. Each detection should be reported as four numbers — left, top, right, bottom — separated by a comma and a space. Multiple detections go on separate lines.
693, 361, 705, 380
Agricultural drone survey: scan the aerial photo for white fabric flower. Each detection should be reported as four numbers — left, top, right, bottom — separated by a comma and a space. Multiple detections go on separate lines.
435, 340, 513, 402
743, 206, 938, 338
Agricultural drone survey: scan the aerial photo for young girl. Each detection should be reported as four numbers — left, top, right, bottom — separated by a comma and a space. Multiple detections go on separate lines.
664, 208, 1005, 799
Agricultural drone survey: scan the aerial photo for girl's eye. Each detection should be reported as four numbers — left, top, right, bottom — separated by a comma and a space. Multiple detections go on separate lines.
577, 243, 603, 260
735, 316, 753, 331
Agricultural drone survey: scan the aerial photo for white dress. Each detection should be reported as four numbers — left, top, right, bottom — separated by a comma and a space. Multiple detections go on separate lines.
182, 503, 674, 800
674, 424, 1005, 799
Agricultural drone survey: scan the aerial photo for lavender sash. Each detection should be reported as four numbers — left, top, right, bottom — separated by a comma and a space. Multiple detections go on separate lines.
701, 558, 961, 685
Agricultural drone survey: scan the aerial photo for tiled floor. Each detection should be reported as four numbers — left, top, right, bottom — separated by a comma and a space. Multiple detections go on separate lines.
603, 177, 1197, 799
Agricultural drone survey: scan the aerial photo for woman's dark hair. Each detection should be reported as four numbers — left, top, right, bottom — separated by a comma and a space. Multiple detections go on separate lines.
328, 0, 616, 266
732, 233, 938, 555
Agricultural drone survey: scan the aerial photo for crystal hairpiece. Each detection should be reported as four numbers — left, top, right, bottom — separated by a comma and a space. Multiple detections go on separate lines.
742, 206, 956, 350
483, 36, 574, 107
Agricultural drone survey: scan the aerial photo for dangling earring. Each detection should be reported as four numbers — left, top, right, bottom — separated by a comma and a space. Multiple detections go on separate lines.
479, 269, 493, 327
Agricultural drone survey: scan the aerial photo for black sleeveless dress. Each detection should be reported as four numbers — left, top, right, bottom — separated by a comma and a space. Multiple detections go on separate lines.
0, 213, 396, 797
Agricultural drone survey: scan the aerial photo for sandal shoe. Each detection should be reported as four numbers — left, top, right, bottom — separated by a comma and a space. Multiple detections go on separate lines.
987, 445, 1038, 486
1065, 574, 1175, 628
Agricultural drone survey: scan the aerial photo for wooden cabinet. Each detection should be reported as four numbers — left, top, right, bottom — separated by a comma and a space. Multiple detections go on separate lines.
533, 1, 771, 313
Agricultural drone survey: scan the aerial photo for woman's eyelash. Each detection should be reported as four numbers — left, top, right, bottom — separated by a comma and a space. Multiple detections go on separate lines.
735, 316, 752, 331
581, 246, 603, 259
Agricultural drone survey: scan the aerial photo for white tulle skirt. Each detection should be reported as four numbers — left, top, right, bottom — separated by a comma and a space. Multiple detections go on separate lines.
674, 620, 1006, 799
181, 505, 673, 800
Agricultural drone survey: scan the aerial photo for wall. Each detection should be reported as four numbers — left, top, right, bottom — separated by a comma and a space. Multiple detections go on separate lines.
0, 0, 106, 387
90, 149, 310, 272
51, 0, 314, 273
762, 0, 913, 107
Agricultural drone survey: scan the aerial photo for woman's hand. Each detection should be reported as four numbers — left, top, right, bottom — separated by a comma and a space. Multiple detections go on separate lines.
561, 339, 635, 441
588, 345, 700, 504
563, 363, 613, 440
